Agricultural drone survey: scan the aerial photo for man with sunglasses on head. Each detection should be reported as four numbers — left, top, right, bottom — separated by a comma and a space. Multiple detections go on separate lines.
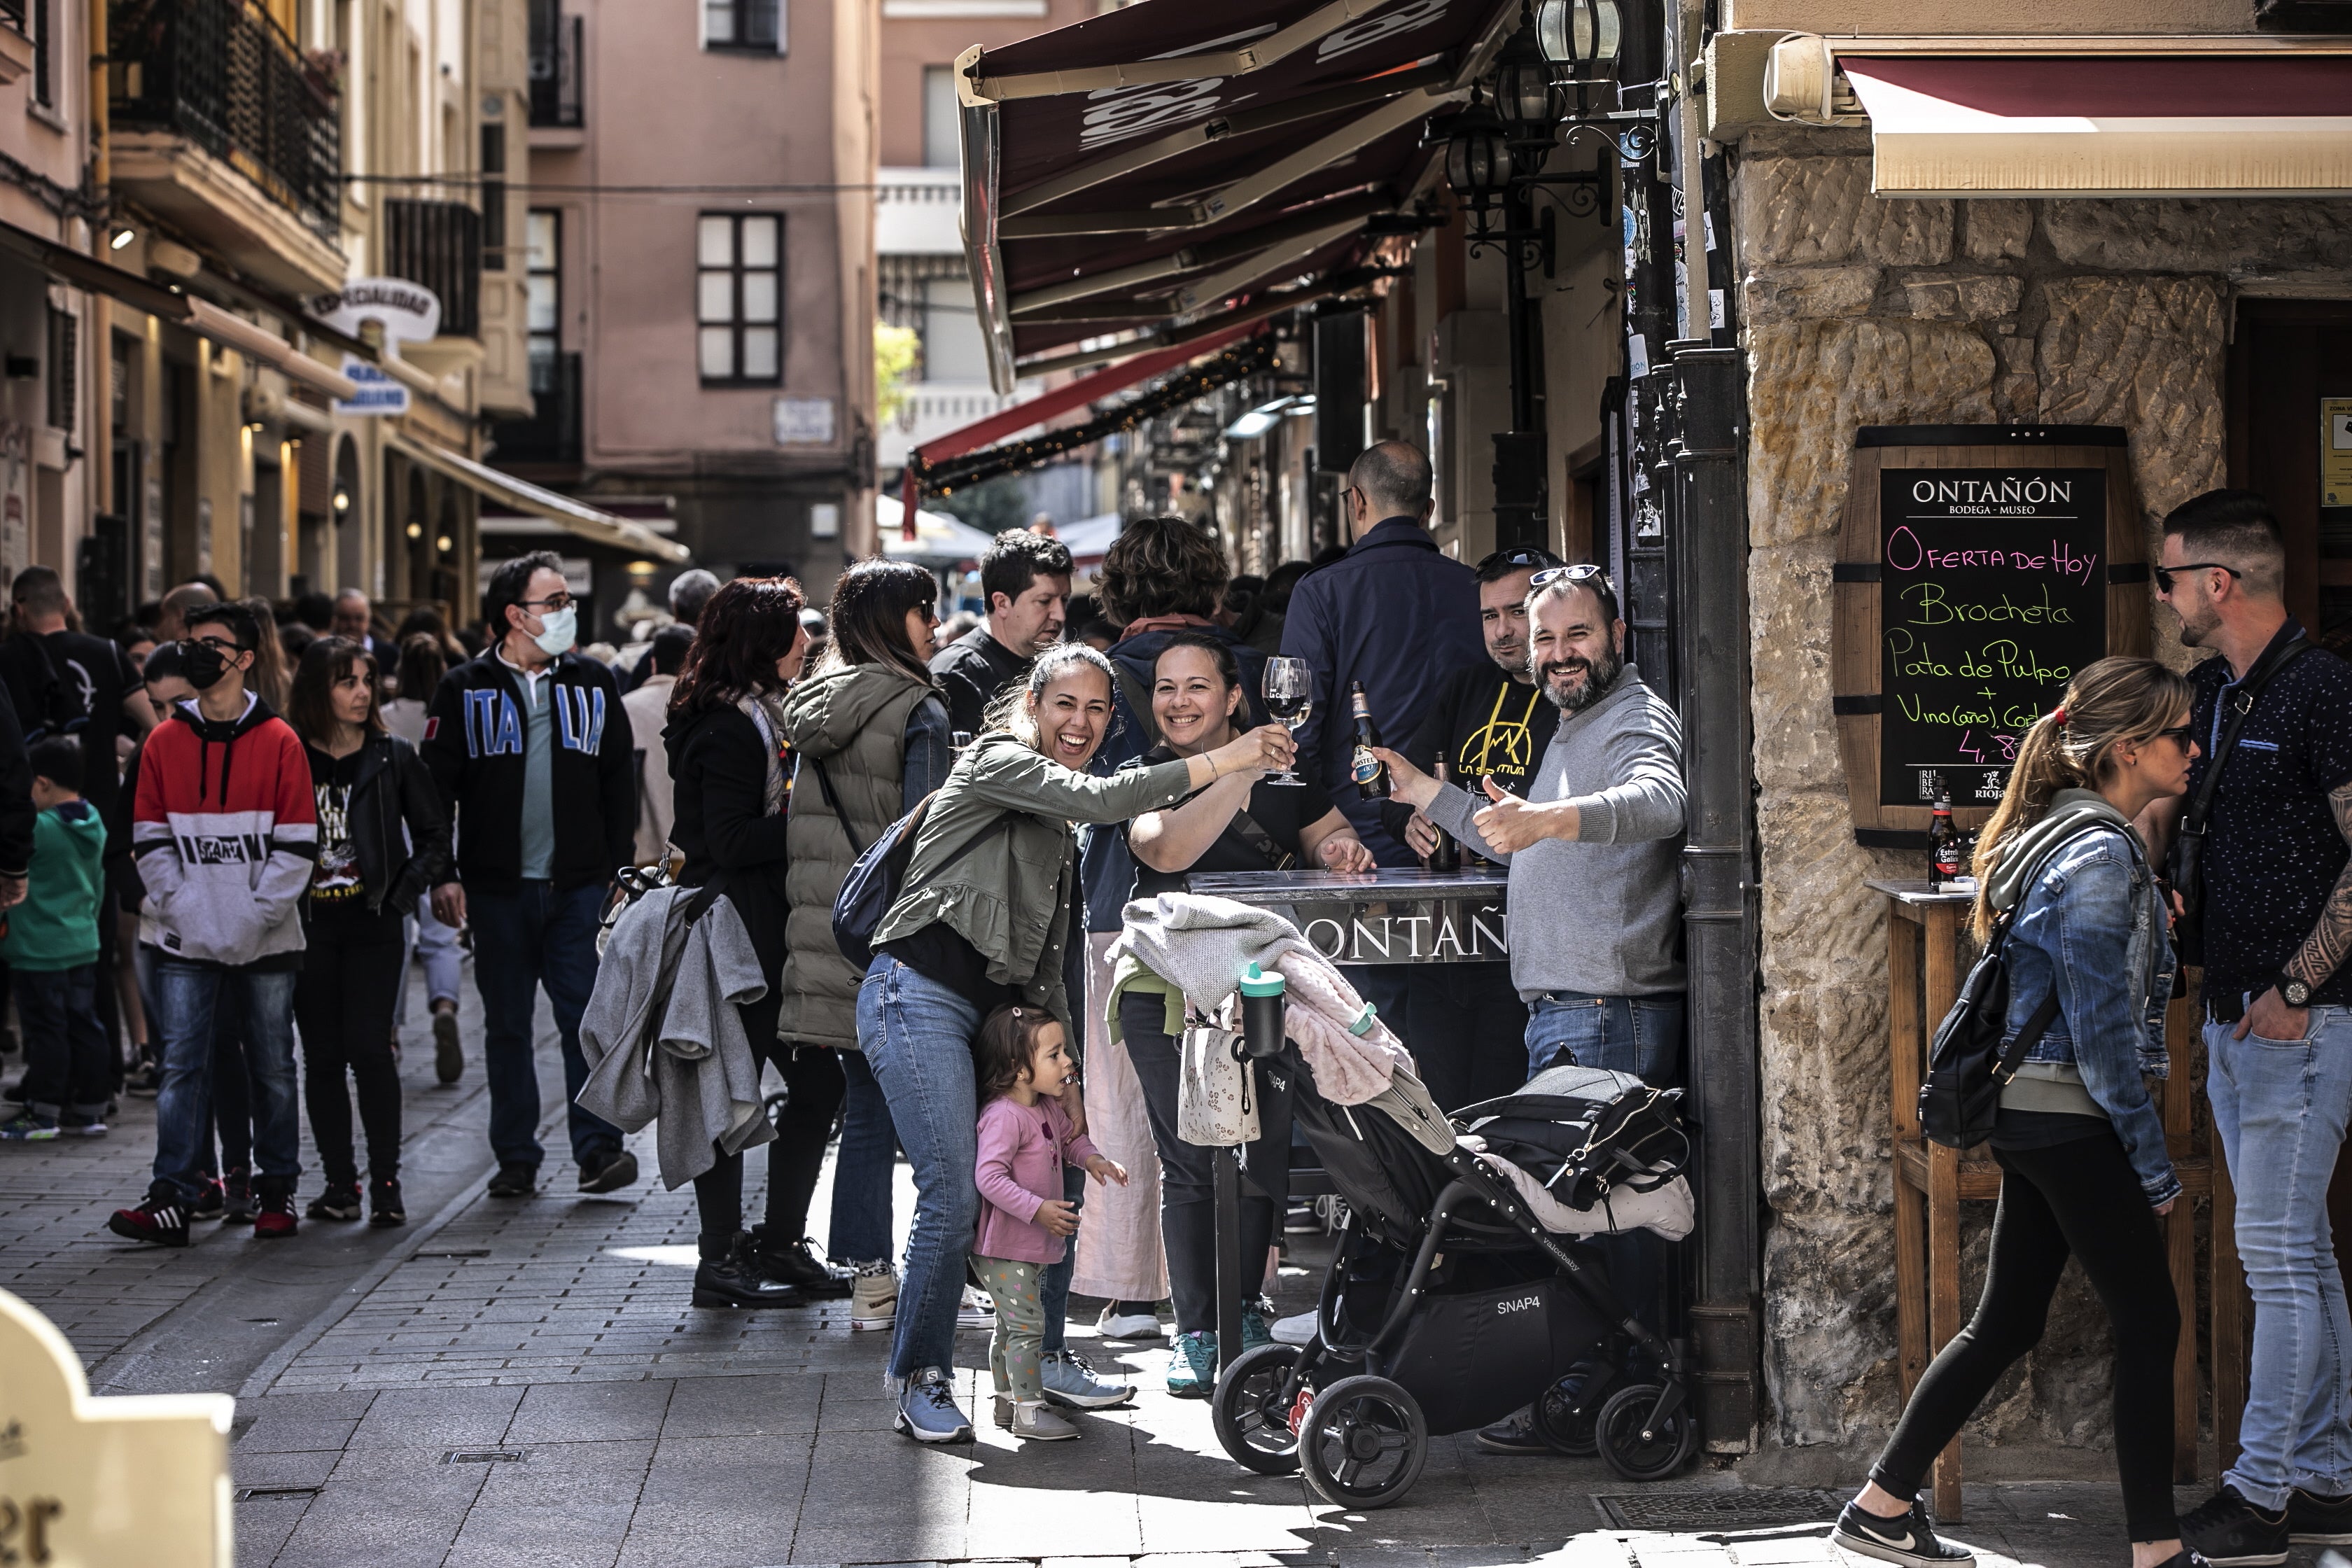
108, 601, 317, 1246
1376, 564, 1687, 1452
1373, 544, 1564, 1112
423, 551, 640, 1201
2139, 492, 2352, 1568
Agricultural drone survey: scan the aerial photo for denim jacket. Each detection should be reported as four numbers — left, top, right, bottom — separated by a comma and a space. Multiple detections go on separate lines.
2002, 822, 2180, 1206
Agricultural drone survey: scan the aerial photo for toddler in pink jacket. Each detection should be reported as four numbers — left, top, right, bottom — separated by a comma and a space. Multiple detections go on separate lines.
972, 1004, 1126, 1442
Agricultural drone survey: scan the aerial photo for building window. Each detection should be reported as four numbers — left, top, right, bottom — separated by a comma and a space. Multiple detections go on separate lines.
923, 66, 959, 167
920, 276, 987, 384
45, 307, 75, 433
526, 209, 561, 393
481, 123, 507, 271
30, 0, 52, 107
698, 214, 781, 386
705, 0, 780, 51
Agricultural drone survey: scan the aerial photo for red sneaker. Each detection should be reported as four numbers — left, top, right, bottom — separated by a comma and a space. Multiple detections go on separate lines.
107, 1196, 191, 1248
252, 1192, 298, 1240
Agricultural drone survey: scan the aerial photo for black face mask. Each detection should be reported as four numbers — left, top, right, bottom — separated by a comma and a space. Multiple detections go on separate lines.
181, 640, 232, 692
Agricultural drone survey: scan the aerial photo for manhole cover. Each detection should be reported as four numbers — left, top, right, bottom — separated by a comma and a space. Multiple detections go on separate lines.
1595, 1488, 1844, 1532
236, 1485, 321, 1502
442, 1450, 526, 1464
416, 1249, 491, 1260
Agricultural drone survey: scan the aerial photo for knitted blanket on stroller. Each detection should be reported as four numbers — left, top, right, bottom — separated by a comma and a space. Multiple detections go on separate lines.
1110, 892, 1407, 1107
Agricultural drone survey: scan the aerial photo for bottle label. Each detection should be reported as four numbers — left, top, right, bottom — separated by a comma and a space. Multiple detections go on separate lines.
1352, 746, 1381, 785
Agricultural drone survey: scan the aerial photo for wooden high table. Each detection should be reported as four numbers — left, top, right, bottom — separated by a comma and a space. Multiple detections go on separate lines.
1869, 879, 2241, 1522
1185, 867, 1512, 1373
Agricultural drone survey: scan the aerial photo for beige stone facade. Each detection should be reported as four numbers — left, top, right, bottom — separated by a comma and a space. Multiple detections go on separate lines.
1735, 118, 2352, 1455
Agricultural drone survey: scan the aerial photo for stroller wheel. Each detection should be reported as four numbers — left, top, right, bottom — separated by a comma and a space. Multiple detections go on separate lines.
1298, 1375, 1427, 1510
1212, 1343, 1304, 1475
1531, 1368, 1603, 1457
1594, 1382, 1698, 1483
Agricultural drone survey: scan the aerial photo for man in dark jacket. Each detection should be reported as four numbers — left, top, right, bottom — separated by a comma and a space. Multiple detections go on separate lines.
424, 551, 639, 1199
927, 531, 1070, 734
1280, 442, 1487, 866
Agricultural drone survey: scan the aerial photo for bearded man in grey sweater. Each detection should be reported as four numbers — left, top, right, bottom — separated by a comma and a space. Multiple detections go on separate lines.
1376, 567, 1687, 1451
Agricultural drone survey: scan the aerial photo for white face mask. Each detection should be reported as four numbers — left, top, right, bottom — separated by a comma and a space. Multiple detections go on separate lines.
531, 605, 578, 657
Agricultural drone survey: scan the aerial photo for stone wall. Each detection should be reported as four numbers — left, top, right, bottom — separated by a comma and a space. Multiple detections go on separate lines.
1731, 125, 2352, 1457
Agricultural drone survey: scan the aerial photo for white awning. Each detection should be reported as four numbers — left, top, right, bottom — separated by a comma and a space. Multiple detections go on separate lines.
391, 437, 692, 563
1765, 38, 2352, 197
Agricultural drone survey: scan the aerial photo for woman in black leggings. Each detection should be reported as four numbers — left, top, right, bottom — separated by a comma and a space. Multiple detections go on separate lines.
1833, 657, 2199, 1568
288, 637, 450, 1226
663, 578, 849, 1308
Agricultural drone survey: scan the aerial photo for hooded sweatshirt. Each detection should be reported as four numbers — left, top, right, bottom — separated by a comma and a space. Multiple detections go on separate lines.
2, 800, 107, 970
132, 694, 316, 967
775, 662, 946, 1050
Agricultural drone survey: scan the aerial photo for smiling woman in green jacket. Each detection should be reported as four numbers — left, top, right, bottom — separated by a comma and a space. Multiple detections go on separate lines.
860, 641, 1293, 1443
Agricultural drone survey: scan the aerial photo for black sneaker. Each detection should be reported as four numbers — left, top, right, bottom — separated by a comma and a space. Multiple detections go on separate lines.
2288, 1490, 2352, 1546
578, 1148, 639, 1194
2180, 1489, 2288, 1567
369, 1177, 406, 1228
222, 1166, 258, 1223
1474, 1408, 1551, 1455
486, 1163, 538, 1198
744, 1227, 855, 1297
107, 1194, 191, 1248
1831, 1497, 1973, 1568
186, 1177, 226, 1223
306, 1184, 363, 1222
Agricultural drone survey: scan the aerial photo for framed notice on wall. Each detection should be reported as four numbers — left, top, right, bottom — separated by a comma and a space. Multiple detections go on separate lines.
1831, 426, 2150, 844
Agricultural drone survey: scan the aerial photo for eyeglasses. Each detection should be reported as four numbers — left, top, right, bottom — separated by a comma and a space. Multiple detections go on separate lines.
1477, 547, 1566, 574
2154, 561, 2241, 594
518, 592, 575, 613
190, 636, 249, 655
1530, 564, 1608, 588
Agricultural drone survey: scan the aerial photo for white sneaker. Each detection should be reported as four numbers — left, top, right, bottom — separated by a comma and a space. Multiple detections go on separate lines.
850, 1266, 898, 1332
1096, 1304, 1163, 1340
957, 1284, 995, 1331
1270, 1310, 1317, 1346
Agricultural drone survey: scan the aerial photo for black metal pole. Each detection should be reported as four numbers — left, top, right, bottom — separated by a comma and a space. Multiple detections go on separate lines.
1668, 340, 1760, 1453
1214, 1147, 1245, 1379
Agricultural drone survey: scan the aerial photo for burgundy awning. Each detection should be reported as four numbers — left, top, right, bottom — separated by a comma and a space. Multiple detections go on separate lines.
954, 0, 1520, 390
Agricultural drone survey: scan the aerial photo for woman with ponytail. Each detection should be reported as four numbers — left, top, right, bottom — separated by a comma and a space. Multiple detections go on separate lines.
1834, 657, 2203, 1568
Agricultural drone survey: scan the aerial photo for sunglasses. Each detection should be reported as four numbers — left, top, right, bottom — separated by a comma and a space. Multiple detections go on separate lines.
2154, 561, 2241, 594
2152, 724, 2194, 747
1530, 564, 1609, 588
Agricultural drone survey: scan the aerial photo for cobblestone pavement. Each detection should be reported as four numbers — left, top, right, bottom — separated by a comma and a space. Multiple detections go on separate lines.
0, 967, 2323, 1568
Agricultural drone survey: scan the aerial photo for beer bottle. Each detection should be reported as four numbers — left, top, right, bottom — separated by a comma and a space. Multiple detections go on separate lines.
1349, 682, 1389, 799
1927, 791, 1961, 889
1425, 757, 1460, 873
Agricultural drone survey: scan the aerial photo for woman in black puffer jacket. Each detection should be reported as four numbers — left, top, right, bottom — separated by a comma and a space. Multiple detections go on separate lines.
662, 577, 849, 1310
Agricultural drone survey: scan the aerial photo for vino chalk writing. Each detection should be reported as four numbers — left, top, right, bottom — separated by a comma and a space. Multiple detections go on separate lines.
1879, 466, 2108, 807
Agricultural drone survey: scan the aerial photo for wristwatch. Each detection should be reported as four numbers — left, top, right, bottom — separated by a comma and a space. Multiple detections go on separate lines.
2277, 972, 2313, 1007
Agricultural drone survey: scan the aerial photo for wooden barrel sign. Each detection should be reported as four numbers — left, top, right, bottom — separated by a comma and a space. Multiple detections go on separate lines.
1831, 425, 2150, 844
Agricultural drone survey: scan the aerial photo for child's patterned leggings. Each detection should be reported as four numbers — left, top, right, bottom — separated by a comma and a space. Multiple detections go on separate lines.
975, 1254, 1046, 1401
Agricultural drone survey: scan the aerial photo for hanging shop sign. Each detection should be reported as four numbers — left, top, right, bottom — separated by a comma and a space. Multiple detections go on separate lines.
334, 358, 410, 417
309, 278, 442, 345
1830, 425, 2147, 846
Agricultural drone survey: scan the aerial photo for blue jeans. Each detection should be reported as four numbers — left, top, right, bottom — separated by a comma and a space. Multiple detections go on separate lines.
1525, 990, 1686, 1332
858, 953, 981, 1385
828, 1049, 900, 1266
153, 962, 300, 1203
14, 965, 112, 1119
468, 881, 620, 1171
2208, 1004, 2352, 1508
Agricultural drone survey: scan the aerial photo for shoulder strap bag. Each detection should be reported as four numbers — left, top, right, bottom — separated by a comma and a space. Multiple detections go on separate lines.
1110, 662, 1163, 752
1223, 808, 1297, 872
2168, 635, 2310, 964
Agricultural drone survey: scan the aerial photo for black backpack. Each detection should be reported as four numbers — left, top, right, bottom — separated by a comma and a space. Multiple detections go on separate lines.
813, 759, 1006, 972
1455, 1065, 1691, 1211
1918, 824, 2109, 1149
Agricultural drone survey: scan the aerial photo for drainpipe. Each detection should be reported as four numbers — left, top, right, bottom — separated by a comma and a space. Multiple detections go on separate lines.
1665, 0, 1759, 1456
88, 0, 106, 189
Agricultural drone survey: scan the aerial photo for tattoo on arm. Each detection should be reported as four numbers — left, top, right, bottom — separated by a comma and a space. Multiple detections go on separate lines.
2289, 780, 2352, 990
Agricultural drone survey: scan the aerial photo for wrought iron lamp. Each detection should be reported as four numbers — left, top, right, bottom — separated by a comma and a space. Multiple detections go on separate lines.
1441, 95, 1515, 216
1534, 0, 1621, 80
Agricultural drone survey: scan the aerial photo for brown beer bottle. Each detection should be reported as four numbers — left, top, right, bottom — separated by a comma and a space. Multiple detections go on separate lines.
1425, 757, 1460, 872
1927, 790, 1960, 888
1349, 682, 1389, 799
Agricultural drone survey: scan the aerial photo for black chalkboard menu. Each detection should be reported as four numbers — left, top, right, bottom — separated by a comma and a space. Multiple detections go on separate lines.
1877, 465, 2109, 808
1832, 426, 2148, 844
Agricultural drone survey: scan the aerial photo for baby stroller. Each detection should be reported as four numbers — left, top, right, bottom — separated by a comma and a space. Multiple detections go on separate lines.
1210, 1054, 1698, 1508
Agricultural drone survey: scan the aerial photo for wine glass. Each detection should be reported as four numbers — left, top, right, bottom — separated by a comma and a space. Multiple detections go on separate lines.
1262, 658, 1312, 787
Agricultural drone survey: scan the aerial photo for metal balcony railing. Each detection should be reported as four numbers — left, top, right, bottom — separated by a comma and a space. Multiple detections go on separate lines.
0, 1, 24, 30
527, 1, 582, 128
493, 351, 582, 465
384, 198, 482, 338
108, 0, 340, 240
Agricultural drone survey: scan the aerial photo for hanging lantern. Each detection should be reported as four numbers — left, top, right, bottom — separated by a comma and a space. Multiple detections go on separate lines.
1443, 100, 1514, 209
1492, 26, 1565, 131
1535, 0, 1622, 80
